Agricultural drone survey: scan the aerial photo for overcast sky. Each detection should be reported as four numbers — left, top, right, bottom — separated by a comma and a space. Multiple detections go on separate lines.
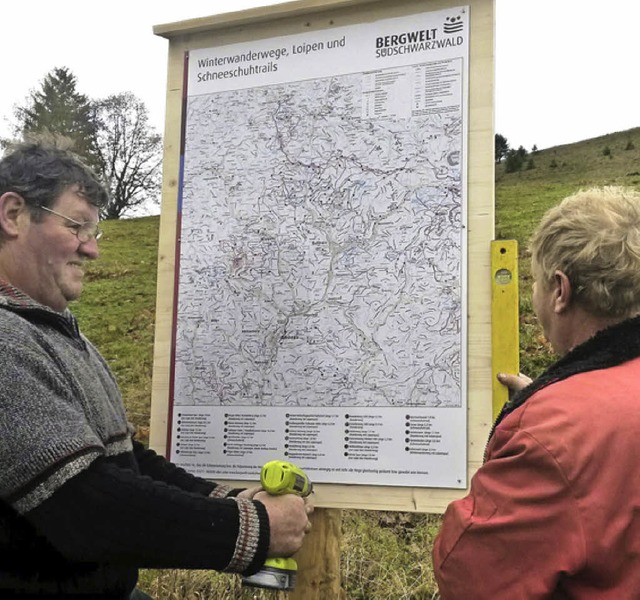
1, 0, 638, 152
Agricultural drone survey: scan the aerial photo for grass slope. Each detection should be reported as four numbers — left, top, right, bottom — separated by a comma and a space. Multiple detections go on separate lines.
70, 215, 159, 443
71, 126, 639, 598
496, 127, 640, 376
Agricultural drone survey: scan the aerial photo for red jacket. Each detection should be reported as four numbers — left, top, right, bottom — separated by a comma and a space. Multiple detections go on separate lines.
434, 354, 640, 599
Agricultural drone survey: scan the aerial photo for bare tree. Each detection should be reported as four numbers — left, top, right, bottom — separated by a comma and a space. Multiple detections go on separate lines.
93, 92, 163, 219
7, 71, 163, 219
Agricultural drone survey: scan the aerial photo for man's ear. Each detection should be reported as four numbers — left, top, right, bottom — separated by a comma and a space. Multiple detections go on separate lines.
0, 192, 27, 238
552, 270, 572, 314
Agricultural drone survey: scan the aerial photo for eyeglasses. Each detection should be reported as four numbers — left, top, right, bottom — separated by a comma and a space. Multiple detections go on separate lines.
39, 206, 103, 243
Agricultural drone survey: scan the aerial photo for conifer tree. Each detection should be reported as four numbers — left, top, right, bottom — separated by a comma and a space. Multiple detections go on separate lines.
9, 69, 163, 218
13, 67, 101, 171
495, 133, 509, 162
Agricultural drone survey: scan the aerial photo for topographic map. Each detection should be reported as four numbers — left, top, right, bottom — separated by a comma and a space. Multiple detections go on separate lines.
174, 66, 464, 410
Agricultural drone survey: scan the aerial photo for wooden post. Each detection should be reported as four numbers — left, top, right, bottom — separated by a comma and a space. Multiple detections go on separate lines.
289, 508, 344, 600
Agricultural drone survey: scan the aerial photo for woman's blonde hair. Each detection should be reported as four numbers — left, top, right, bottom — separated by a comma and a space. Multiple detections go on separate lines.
530, 186, 640, 318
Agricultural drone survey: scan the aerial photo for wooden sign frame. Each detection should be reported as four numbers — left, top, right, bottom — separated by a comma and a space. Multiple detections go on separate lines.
151, 0, 494, 514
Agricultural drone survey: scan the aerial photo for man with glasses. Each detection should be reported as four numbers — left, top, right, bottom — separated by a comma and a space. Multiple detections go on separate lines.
39, 205, 104, 242
0, 142, 311, 598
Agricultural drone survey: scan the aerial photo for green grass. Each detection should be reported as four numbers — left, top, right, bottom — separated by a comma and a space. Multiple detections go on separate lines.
69, 126, 640, 598
496, 127, 640, 376
70, 215, 159, 443
137, 511, 442, 599
340, 511, 441, 599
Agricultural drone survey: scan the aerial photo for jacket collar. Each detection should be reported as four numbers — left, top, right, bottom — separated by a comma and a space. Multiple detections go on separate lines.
492, 315, 640, 436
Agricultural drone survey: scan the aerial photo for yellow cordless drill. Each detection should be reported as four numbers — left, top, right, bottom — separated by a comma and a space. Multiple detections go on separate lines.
242, 460, 313, 591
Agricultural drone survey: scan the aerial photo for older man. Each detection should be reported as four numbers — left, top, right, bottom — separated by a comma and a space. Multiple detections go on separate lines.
0, 142, 311, 598
434, 186, 640, 598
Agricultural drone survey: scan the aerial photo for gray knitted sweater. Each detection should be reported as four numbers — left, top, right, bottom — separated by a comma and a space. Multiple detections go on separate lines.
0, 281, 269, 597
0, 282, 131, 513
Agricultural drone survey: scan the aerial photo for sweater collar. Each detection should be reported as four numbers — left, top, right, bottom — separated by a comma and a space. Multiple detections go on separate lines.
0, 278, 80, 336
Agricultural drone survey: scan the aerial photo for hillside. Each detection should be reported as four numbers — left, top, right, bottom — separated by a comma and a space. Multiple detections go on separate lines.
70, 126, 639, 598
496, 126, 640, 246
73, 126, 640, 425
70, 125, 640, 409
70, 215, 159, 442
495, 126, 640, 375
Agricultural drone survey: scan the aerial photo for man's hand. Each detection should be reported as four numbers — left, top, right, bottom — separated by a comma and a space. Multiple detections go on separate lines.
253, 491, 313, 557
236, 486, 262, 500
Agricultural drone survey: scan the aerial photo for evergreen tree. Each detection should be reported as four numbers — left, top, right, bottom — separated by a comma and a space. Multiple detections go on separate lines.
9, 70, 162, 219
13, 67, 101, 171
495, 133, 509, 163
504, 149, 524, 173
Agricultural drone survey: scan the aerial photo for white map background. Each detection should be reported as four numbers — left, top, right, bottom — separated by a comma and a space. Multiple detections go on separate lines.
174, 68, 463, 409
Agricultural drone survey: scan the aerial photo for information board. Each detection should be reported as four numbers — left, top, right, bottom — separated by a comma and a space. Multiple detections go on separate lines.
152, 0, 495, 512
168, 6, 469, 488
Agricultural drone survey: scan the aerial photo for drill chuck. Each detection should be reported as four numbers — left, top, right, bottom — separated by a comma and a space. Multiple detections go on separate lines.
242, 557, 298, 591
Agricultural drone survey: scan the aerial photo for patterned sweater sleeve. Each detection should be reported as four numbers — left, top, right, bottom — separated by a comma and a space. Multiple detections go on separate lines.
132, 441, 239, 497
24, 456, 270, 575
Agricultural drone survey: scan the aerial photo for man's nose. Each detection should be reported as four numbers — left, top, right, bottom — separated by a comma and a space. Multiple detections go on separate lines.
79, 237, 100, 259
